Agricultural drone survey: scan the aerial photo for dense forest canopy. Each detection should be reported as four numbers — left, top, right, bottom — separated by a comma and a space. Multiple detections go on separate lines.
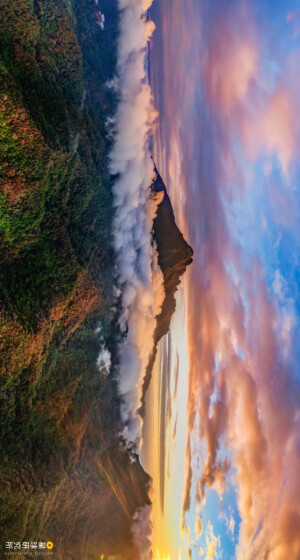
0, 2, 150, 558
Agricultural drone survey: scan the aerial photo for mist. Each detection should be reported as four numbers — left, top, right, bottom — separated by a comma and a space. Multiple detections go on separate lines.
109, 0, 164, 447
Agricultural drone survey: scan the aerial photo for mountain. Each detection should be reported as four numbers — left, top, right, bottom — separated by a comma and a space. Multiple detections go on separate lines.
140, 168, 194, 414
0, 0, 193, 558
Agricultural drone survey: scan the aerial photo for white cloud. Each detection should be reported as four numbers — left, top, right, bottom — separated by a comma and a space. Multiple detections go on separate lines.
131, 504, 153, 560
97, 347, 111, 375
272, 269, 285, 301
109, 0, 164, 447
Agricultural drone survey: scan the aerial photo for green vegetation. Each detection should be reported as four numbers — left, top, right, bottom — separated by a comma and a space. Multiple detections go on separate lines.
0, 1, 149, 558
0, 0, 118, 328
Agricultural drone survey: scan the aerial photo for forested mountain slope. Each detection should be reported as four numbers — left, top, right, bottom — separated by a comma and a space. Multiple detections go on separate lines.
0, 2, 149, 558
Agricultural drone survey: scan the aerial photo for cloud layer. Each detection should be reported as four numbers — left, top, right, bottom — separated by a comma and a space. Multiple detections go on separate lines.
110, 1, 166, 448
109, 0, 165, 447
132, 504, 153, 560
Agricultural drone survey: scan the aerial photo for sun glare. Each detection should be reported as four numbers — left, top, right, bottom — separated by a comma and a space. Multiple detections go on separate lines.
153, 550, 182, 560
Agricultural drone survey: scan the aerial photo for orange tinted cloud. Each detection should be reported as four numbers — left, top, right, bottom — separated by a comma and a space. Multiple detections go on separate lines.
182, 239, 300, 560
150, 0, 300, 558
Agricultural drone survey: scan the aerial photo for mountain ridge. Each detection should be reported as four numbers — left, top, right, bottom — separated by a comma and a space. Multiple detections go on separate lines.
140, 167, 194, 415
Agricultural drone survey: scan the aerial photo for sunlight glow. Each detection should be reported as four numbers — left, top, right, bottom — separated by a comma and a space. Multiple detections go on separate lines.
153, 549, 182, 560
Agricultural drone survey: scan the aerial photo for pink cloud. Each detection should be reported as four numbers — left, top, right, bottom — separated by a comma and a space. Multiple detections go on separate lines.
287, 11, 297, 23
242, 85, 297, 175
202, 36, 258, 113
287, 10, 300, 39
150, 0, 300, 558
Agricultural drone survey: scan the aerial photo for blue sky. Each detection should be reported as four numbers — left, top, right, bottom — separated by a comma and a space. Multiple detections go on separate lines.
149, 0, 300, 558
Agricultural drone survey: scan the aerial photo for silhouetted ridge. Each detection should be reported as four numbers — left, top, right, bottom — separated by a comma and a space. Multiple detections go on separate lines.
140, 168, 193, 415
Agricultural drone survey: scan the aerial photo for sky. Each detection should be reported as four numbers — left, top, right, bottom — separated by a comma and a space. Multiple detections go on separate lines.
140, 1, 300, 559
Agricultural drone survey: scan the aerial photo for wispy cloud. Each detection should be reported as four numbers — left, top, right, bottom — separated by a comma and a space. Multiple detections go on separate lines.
151, 0, 300, 558
110, 0, 164, 447
132, 503, 153, 559
198, 521, 220, 560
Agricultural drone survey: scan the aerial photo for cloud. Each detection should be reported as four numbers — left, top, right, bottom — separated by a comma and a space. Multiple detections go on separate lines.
287, 9, 300, 39
228, 516, 235, 537
278, 305, 296, 359
132, 504, 153, 560
204, 521, 220, 560
241, 85, 298, 177
97, 347, 111, 375
273, 269, 286, 301
202, 32, 257, 113
195, 517, 203, 539
151, 0, 300, 558
96, 326, 112, 375
110, 0, 164, 447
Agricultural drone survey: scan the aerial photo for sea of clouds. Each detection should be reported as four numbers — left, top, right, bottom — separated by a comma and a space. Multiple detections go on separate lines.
109, 0, 164, 449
